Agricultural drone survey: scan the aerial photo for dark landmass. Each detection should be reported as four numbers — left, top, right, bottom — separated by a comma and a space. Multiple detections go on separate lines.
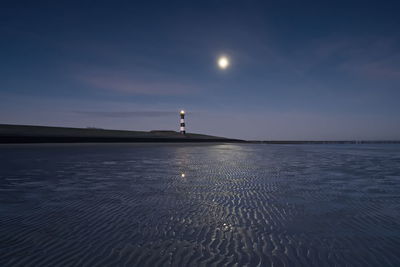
1, 124, 399, 144
0, 124, 243, 143
249, 140, 400, 144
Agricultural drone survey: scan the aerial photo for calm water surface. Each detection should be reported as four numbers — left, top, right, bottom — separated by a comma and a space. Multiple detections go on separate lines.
1, 143, 400, 266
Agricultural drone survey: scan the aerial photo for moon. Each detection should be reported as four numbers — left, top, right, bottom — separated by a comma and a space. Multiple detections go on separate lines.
218, 56, 229, 69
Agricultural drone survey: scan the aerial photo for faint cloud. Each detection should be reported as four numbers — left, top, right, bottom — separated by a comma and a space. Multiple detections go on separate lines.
75, 110, 177, 118
341, 54, 400, 80
341, 58, 400, 80
319, 36, 400, 80
292, 34, 400, 80
79, 73, 195, 95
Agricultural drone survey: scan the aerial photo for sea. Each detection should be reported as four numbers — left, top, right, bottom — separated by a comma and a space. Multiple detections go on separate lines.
1, 143, 399, 266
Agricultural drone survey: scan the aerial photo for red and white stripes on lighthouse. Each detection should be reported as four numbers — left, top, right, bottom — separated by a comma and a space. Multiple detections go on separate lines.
180, 110, 186, 134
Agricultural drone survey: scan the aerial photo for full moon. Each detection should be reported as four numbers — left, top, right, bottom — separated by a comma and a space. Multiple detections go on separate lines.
218, 56, 229, 69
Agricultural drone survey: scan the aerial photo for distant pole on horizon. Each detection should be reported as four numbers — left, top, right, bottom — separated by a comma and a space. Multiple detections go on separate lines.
180, 110, 186, 134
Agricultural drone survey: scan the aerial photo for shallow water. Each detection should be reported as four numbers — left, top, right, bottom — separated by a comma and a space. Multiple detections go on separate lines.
1, 143, 400, 266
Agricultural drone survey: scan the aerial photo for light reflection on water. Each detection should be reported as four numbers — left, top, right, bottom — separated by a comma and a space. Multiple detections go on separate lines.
0, 143, 400, 266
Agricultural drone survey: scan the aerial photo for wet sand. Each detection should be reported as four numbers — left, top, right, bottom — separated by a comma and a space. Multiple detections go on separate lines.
1, 143, 399, 266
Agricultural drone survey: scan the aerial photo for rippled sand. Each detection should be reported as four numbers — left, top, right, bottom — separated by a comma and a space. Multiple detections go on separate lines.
1, 143, 400, 266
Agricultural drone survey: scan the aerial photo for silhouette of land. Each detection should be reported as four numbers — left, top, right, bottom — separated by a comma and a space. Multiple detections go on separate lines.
0, 124, 243, 143
1, 124, 399, 144
248, 140, 400, 144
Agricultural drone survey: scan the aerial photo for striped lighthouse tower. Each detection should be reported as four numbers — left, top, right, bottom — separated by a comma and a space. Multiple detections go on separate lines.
180, 110, 186, 134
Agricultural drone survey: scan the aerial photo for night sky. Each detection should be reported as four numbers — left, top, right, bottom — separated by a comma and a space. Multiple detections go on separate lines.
1, 0, 400, 140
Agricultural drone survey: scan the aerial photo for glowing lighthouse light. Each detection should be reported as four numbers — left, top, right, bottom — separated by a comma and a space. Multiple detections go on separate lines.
180, 110, 186, 134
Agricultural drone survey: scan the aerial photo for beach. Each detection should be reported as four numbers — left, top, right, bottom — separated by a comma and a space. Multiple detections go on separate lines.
1, 143, 400, 266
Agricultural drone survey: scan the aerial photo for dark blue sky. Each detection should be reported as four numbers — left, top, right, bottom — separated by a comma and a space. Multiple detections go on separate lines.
1, 0, 400, 140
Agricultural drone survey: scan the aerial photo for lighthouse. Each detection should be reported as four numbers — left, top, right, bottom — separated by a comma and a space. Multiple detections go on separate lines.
180, 110, 186, 134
